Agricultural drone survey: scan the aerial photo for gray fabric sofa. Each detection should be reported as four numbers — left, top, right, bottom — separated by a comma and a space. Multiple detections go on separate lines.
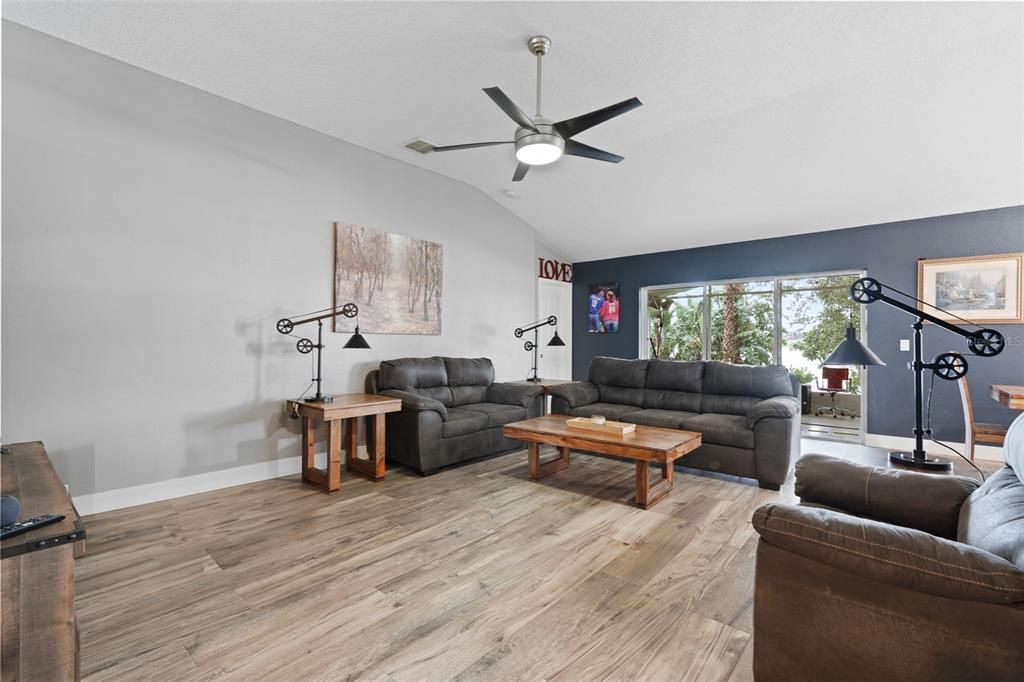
365, 357, 544, 475
548, 357, 801, 488
749, 413, 1024, 682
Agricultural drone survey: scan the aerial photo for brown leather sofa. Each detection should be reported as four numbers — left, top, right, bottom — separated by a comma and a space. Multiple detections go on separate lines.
751, 412, 1024, 682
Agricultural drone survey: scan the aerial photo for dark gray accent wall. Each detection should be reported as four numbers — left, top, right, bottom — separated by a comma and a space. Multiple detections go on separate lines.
571, 206, 1024, 441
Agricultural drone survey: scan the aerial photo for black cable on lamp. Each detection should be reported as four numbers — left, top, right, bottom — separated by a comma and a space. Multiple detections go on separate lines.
514, 315, 564, 382
276, 303, 370, 402
841, 277, 1005, 470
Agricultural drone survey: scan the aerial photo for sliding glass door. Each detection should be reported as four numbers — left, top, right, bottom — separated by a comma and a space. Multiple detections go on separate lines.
643, 271, 865, 441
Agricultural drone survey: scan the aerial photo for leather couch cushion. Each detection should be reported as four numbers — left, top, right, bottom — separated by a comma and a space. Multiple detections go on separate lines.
700, 394, 761, 417
442, 407, 489, 438
589, 357, 648, 407
644, 388, 702, 413
647, 359, 704, 392
452, 385, 489, 406
703, 361, 795, 399
379, 357, 453, 406
958, 466, 1024, 570
682, 413, 754, 449
444, 357, 495, 387
462, 402, 528, 428
620, 409, 697, 429
566, 402, 642, 421
643, 359, 704, 412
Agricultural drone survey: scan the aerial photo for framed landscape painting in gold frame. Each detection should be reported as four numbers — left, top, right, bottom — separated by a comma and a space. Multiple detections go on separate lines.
917, 253, 1023, 324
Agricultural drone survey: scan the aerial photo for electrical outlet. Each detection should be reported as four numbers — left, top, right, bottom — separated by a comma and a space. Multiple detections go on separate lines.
899, 339, 911, 352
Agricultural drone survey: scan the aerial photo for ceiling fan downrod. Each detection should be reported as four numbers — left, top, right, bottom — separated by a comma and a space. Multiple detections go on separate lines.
528, 35, 551, 119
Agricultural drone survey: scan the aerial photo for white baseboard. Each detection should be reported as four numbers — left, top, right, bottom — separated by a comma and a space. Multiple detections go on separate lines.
72, 455, 304, 516
863, 433, 1003, 463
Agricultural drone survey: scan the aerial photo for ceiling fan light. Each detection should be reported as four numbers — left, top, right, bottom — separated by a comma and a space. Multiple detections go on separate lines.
516, 141, 562, 166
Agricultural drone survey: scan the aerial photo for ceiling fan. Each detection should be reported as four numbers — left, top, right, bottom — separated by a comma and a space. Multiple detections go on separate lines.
429, 35, 643, 182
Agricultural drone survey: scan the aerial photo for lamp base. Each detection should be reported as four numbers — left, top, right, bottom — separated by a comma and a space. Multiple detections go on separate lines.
526, 377, 543, 383
308, 394, 334, 403
888, 450, 952, 471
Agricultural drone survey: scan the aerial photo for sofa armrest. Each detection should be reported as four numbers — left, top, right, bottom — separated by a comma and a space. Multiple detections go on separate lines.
795, 454, 979, 539
378, 389, 448, 420
487, 382, 543, 408
752, 503, 1024, 605
546, 381, 599, 408
745, 395, 800, 428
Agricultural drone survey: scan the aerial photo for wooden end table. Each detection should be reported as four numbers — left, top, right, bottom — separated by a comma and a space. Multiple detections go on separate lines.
502, 415, 702, 508
287, 393, 401, 493
508, 379, 574, 415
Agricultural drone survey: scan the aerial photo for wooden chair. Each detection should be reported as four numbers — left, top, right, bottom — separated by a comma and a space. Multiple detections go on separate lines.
958, 376, 1008, 461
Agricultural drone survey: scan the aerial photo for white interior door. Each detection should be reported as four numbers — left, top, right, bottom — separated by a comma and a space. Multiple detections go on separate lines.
537, 279, 573, 380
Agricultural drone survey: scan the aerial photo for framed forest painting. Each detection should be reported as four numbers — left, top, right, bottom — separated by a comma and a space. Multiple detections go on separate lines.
333, 222, 443, 335
918, 252, 1022, 324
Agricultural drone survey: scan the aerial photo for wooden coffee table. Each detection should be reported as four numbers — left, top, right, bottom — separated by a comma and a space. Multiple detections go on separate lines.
502, 415, 702, 508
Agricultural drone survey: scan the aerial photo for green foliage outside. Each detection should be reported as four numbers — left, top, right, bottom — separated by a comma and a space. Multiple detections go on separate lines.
648, 283, 774, 365
648, 276, 862, 394
787, 278, 862, 393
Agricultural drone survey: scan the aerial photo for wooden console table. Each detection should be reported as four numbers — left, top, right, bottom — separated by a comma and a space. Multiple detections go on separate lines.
287, 394, 401, 493
1, 441, 86, 681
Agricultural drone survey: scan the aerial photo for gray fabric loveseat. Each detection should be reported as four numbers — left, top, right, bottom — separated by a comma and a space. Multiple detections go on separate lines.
365, 357, 544, 475
548, 357, 801, 488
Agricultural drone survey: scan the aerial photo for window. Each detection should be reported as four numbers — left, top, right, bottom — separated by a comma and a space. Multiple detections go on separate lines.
644, 271, 864, 387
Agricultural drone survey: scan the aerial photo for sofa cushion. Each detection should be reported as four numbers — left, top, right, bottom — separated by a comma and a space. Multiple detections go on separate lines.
566, 402, 643, 421
442, 407, 489, 438
620, 409, 697, 430
958, 466, 1024, 570
462, 402, 528, 428
379, 357, 453, 406
452, 385, 489, 406
643, 359, 704, 412
444, 357, 495, 387
589, 357, 649, 407
682, 413, 754, 449
703, 361, 795, 398
700, 394, 761, 417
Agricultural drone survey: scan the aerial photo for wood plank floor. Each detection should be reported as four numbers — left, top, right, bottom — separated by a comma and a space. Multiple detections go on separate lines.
73, 440, 997, 681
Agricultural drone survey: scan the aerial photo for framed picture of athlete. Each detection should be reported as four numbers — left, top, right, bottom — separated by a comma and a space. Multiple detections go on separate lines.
586, 282, 621, 333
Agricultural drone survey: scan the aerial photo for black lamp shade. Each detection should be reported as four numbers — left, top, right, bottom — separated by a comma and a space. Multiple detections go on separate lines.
548, 330, 566, 347
343, 326, 370, 349
823, 325, 885, 367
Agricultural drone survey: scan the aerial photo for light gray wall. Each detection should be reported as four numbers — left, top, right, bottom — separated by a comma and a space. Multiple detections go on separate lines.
1, 22, 539, 496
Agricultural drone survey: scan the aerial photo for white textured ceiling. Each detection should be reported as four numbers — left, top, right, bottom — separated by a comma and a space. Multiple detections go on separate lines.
4, 1, 1023, 262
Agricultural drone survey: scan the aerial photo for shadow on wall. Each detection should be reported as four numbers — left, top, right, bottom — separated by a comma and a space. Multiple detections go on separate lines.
181, 399, 304, 483
48, 445, 97, 498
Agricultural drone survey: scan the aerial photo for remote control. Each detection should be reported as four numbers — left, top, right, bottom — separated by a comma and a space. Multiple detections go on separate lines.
1, 513, 65, 540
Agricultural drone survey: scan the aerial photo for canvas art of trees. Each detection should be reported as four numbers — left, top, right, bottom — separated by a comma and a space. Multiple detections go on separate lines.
334, 223, 443, 335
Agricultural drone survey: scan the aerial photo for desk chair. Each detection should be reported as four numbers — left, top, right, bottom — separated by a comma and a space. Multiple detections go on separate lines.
815, 367, 853, 418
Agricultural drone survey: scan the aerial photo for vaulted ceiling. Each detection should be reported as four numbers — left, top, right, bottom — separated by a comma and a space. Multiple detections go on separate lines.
4, 1, 1022, 261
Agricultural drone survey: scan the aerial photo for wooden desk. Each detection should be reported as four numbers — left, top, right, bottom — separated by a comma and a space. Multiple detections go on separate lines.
287, 394, 401, 493
990, 384, 1024, 410
1, 441, 86, 681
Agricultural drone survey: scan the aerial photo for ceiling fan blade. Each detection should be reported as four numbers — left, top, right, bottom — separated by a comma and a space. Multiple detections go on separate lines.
554, 97, 643, 139
483, 87, 538, 132
512, 162, 530, 182
563, 139, 624, 164
430, 141, 513, 152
